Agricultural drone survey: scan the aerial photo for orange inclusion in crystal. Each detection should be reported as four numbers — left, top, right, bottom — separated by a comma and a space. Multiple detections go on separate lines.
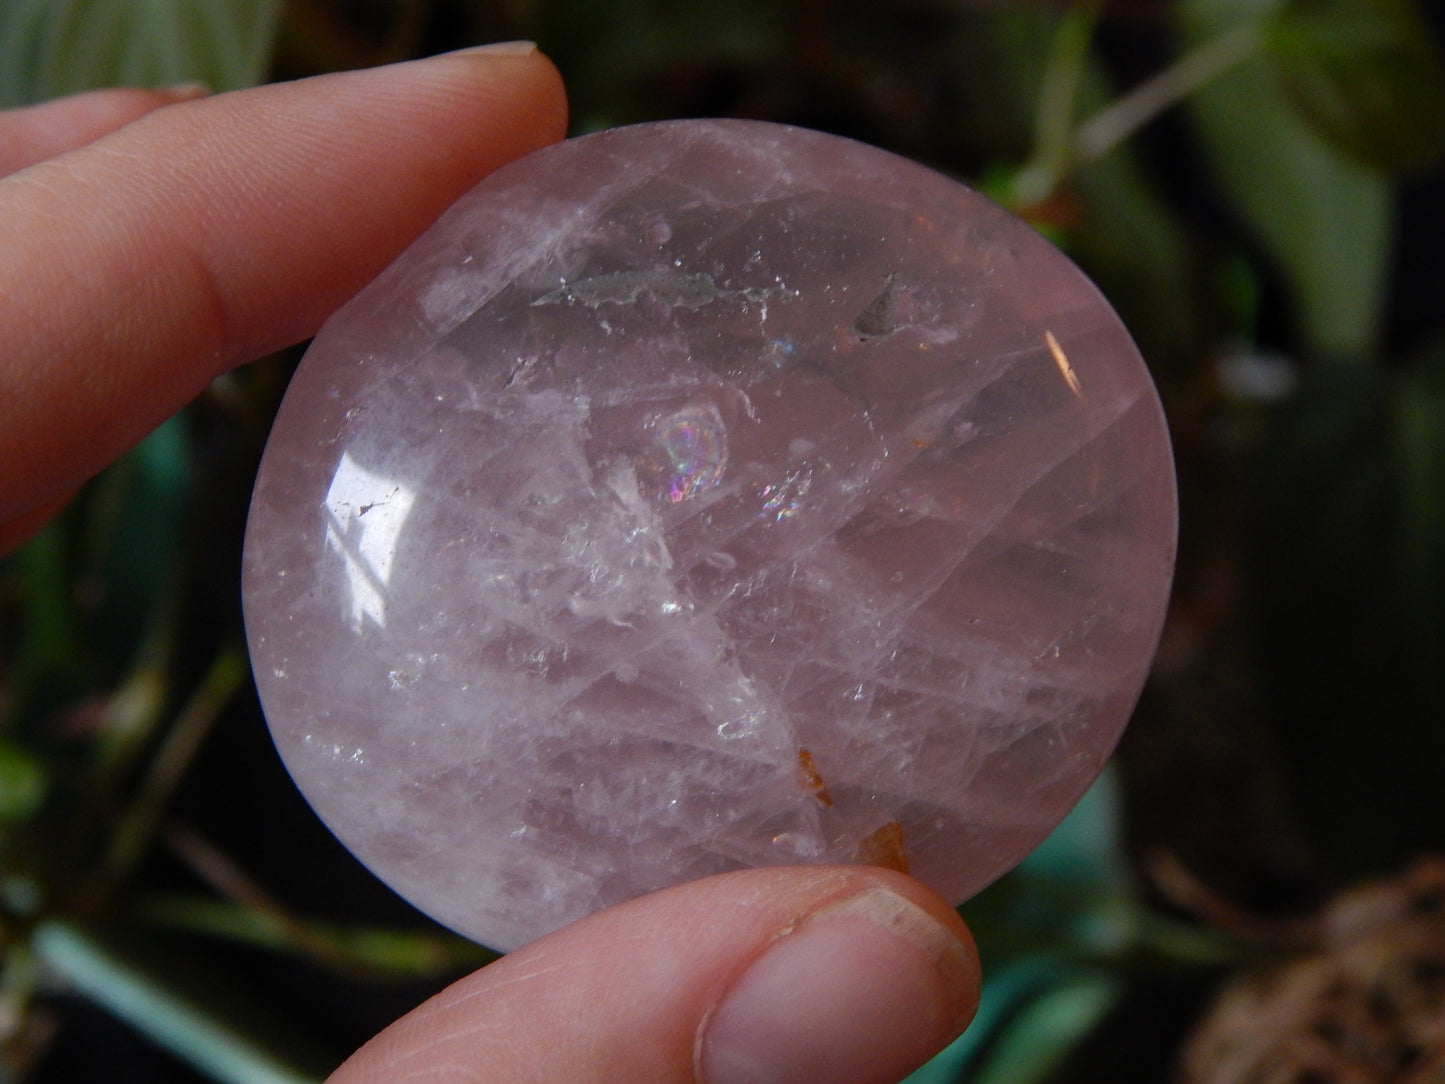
796, 748, 834, 807
858, 821, 910, 874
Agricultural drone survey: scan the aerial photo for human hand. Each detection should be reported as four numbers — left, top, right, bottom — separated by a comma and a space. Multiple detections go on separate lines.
0, 42, 565, 551
0, 49, 980, 1082
331, 866, 978, 1083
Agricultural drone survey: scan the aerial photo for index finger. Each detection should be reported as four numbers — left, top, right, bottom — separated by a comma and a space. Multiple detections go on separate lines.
0, 44, 567, 542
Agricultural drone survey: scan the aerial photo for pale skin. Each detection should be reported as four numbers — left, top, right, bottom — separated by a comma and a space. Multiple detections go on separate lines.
0, 47, 981, 1083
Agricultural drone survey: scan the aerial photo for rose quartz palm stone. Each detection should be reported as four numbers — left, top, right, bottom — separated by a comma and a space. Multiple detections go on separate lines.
243, 119, 1176, 952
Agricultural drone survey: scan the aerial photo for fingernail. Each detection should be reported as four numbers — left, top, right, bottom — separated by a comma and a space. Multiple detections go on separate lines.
156, 82, 210, 103
698, 886, 978, 1084
447, 40, 539, 58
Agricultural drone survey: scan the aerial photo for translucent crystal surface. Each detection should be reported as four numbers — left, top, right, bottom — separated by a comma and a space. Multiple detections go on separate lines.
243, 119, 1176, 952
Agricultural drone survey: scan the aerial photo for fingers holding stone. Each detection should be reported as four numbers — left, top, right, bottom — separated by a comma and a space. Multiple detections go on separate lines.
0, 46, 568, 541
328, 867, 980, 1084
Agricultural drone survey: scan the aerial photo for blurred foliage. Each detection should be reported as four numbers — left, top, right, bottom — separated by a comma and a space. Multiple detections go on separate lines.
1264, 0, 1445, 174
2, 0, 1445, 1080
1182, 0, 1394, 360
0, 0, 280, 104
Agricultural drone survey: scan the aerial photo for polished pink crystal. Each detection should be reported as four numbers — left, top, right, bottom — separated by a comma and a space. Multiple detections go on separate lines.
243, 119, 1176, 952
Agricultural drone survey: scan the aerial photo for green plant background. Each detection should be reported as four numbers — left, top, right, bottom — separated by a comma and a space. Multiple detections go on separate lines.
2, 1, 1443, 1080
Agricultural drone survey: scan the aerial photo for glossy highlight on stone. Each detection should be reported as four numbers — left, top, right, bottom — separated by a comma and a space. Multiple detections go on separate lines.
242, 119, 1177, 953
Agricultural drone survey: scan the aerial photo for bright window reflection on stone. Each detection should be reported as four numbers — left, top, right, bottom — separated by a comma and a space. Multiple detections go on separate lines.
322, 452, 416, 631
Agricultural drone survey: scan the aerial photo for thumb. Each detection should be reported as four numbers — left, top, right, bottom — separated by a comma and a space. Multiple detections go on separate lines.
329, 866, 980, 1084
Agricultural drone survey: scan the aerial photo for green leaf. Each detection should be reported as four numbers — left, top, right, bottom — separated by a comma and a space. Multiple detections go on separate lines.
902, 959, 1068, 1084
907, 958, 1122, 1084
0, 0, 282, 108
4, 520, 84, 722
1265, 0, 1445, 175
967, 970, 1121, 1084
0, 739, 48, 822
1181, 0, 1392, 360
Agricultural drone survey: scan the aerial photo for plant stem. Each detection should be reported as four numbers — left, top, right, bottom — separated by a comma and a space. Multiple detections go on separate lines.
32, 921, 322, 1084
1039, 0, 1104, 168
156, 823, 494, 976
1013, 0, 1103, 207
93, 645, 246, 905
1073, 21, 1262, 164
